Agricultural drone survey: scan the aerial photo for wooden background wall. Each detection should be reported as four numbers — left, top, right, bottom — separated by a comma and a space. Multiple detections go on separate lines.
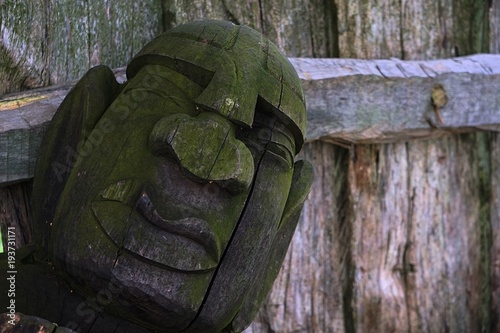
1, 1, 500, 332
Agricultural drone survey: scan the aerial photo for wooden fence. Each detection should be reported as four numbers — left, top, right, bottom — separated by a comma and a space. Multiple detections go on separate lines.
1, 54, 500, 332
2, 54, 499, 183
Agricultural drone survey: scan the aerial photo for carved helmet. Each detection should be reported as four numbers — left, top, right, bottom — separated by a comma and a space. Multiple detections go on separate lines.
127, 20, 306, 152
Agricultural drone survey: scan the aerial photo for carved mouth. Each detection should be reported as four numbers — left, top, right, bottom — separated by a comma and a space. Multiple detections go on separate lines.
136, 191, 221, 262
92, 180, 221, 272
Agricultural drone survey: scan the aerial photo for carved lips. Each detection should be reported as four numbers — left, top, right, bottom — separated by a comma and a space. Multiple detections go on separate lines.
92, 180, 221, 272
136, 191, 221, 262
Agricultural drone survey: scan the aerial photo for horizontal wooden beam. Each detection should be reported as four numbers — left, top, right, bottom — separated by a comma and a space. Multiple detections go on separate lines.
290, 53, 500, 145
1, 54, 500, 184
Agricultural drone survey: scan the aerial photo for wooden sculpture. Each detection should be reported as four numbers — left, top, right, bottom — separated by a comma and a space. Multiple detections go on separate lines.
0, 20, 313, 333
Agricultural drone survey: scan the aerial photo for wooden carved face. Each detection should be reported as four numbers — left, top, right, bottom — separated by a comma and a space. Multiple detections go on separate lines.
32, 21, 313, 333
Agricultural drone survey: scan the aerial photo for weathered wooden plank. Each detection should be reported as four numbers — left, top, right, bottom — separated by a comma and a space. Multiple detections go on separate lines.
347, 143, 410, 332
345, 134, 492, 332
492, 0, 500, 54
407, 135, 489, 332
0, 0, 162, 95
0, 70, 127, 185
292, 54, 500, 145
491, 132, 500, 333
163, 0, 337, 58
1, 55, 500, 184
336, 0, 402, 59
399, 0, 490, 60
0, 88, 69, 185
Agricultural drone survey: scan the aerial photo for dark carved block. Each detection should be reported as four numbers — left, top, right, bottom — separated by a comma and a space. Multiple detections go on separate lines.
1, 20, 313, 333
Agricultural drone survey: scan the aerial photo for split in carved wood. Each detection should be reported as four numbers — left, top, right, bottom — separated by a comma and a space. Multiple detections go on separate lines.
0, 20, 313, 333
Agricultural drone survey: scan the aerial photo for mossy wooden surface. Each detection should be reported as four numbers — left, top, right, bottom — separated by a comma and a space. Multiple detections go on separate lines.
0, 251, 151, 332
11, 21, 314, 332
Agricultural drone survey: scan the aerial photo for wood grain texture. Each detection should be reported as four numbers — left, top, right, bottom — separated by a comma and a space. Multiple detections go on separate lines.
0, 0, 161, 95
2, 55, 499, 185
162, 0, 337, 58
335, 0, 489, 60
492, 0, 500, 54
293, 54, 500, 144
491, 132, 500, 333
347, 143, 410, 332
336, 0, 402, 59
328, 0, 497, 332
345, 135, 492, 332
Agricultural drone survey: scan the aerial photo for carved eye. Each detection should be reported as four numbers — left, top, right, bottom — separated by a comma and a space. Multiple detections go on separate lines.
266, 142, 294, 169
236, 117, 295, 169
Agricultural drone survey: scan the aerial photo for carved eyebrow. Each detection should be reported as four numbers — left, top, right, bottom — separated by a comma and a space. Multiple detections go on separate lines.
266, 134, 294, 168
269, 122, 295, 151
236, 111, 295, 169
251, 111, 296, 151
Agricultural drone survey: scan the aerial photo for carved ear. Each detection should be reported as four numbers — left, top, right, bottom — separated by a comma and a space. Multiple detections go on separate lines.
226, 160, 314, 332
278, 160, 314, 231
31, 65, 123, 252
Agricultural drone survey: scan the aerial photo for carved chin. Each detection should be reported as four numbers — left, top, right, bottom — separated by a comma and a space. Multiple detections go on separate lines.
92, 198, 220, 272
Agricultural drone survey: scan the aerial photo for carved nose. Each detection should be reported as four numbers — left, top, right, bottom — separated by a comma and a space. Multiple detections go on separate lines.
149, 112, 254, 193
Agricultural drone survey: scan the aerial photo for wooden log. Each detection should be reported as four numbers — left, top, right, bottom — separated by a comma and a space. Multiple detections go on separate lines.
1, 54, 500, 185
290, 54, 500, 145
